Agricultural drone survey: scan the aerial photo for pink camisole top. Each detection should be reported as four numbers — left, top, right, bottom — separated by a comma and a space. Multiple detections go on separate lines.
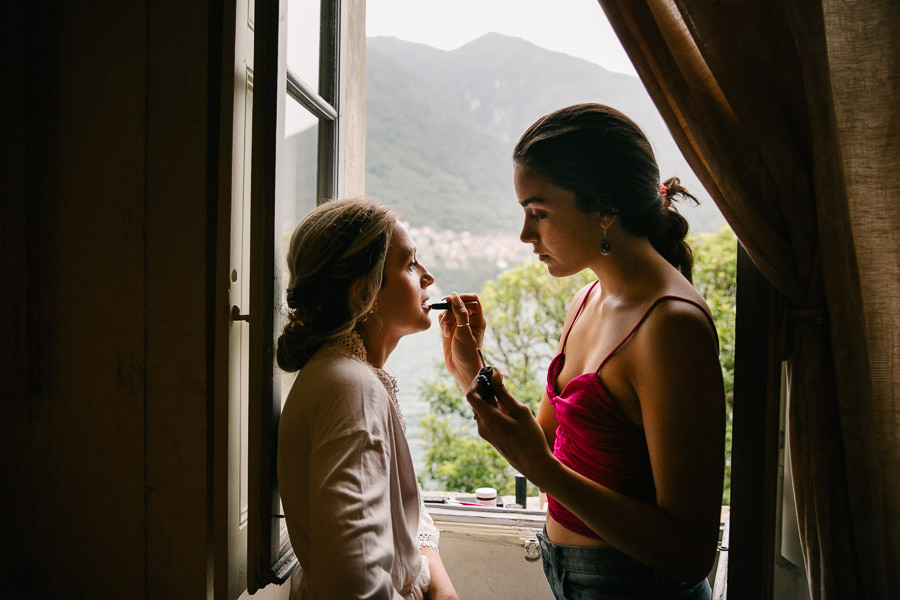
545, 280, 715, 539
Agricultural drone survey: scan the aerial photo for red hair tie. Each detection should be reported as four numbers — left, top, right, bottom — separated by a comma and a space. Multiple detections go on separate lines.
659, 184, 670, 208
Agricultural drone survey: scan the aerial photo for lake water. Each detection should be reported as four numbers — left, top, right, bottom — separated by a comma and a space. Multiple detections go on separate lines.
384, 311, 447, 475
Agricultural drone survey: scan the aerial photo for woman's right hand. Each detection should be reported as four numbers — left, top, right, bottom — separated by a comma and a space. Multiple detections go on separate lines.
438, 292, 485, 390
420, 547, 458, 600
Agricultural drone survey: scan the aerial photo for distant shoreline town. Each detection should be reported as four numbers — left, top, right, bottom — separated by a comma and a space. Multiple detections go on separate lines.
409, 225, 533, 270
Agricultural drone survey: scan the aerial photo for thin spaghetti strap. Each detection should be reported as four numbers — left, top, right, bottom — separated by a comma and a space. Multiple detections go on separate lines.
596, 295, 716, 372
560, 280, 600, 353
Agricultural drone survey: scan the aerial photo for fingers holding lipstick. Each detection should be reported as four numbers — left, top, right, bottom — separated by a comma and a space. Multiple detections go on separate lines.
438, 292, 484, 338
450, 293, 472, 329
439, 292, 486, 389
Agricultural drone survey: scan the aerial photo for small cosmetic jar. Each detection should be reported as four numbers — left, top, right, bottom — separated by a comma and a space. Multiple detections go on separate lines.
475, 487, 498, 506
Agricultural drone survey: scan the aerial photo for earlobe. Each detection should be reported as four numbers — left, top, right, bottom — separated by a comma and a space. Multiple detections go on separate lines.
599, 213, 618, 230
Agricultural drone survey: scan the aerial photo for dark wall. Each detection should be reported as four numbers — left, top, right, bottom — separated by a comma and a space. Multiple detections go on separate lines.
3, 1, 221, 597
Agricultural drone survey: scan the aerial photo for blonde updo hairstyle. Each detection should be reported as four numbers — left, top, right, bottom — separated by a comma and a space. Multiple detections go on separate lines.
276, 198, 398, 372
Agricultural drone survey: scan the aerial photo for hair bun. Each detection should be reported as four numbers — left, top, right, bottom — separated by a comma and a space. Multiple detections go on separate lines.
286, 285, 302, 309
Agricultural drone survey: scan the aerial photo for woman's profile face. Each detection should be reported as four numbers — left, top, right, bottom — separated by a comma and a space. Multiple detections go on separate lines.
515, 165, 607, 277
374, 221, 435, 340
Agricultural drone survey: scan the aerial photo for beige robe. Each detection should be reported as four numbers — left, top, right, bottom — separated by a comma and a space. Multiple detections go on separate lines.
278, 336, 438, 599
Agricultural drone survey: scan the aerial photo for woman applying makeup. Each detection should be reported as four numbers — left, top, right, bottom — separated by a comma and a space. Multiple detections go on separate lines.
441, 104, 725, 599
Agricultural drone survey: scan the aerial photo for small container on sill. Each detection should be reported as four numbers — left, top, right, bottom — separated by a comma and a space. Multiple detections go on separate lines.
474, 487, 497, 506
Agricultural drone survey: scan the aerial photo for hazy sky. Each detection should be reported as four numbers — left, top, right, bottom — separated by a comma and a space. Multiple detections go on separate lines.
365, 0, 638, 76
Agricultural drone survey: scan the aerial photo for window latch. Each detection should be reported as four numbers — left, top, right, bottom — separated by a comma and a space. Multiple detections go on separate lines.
523, 538, 541, 561
231, 305, 250, 322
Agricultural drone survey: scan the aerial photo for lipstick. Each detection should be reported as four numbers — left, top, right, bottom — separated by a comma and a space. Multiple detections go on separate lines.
428, 301, 479, 310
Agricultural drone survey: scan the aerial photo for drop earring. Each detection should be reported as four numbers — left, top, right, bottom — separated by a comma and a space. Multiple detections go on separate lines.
600, 228, 612, 255
360, 300, 378, 322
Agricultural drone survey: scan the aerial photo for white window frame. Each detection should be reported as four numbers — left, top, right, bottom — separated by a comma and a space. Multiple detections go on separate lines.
245, 0, 348, 591
220, 3, 764, 597
217, 0, 362, 595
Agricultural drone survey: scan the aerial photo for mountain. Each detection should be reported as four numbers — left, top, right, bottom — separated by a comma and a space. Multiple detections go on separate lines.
365, 40, 520, 234
366, 33, 725, 234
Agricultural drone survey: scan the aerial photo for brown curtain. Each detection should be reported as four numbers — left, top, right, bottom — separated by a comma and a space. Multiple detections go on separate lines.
596, 1, 898, 598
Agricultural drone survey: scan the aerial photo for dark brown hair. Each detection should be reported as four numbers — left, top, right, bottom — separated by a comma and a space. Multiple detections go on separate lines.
513, 103, 698, 281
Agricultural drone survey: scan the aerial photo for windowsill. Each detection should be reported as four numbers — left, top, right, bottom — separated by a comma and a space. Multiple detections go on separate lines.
423, 492, 547, 531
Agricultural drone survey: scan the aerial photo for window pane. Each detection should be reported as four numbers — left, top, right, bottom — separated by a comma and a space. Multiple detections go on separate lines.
271, 96, 320, 576
276, 96, 319, 410
274, 97, 319, 410
286, 0, 321, 90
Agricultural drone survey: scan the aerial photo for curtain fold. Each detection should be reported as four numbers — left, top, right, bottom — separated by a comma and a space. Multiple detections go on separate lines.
597, 1, 898, 598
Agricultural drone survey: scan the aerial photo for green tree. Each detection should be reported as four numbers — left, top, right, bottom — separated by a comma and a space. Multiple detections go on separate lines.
690, 225, 737, 504
420, 261, 594, 495
421, 226, 737, 504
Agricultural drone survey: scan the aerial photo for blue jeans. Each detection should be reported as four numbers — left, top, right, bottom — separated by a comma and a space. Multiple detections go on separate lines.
537, 529, 712, 600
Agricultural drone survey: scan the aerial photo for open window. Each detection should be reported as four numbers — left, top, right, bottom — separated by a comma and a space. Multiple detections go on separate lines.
229, 2, 838, 598
246, 0, 347, 591
223, 0, 364, 594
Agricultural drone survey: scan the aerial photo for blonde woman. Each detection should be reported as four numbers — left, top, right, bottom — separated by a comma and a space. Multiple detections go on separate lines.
277, 198, 457, 600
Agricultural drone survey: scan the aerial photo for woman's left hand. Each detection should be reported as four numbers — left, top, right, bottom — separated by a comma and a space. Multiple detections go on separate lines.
465, 368, 556, 486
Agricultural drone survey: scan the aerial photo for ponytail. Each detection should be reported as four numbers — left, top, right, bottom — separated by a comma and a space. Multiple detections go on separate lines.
645, 177, 698, 283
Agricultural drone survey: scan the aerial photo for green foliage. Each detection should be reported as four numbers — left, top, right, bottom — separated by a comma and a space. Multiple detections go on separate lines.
690, 225, 737, 505
421, 414, 514, 494
421, 228, 737, 505
690, 225, 737, 394
419, 260, 594, 494
478, 261, 596, 414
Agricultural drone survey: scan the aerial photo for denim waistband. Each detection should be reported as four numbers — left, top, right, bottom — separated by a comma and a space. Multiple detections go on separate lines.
536, 528, 712, 600
536, 528, 654, 575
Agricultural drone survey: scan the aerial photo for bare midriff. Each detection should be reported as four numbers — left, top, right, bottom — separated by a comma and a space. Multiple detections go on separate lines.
546, 513, 610, 547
